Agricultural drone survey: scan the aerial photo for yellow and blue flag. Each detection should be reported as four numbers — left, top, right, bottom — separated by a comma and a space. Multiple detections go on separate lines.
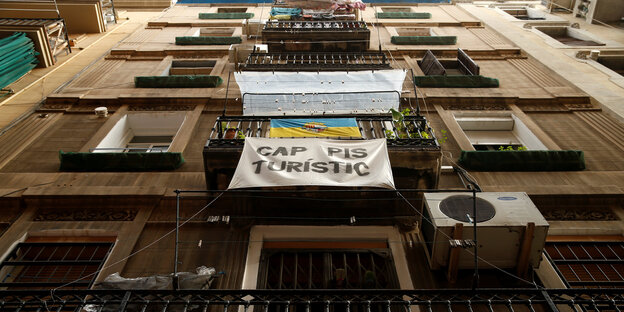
270, 118, 362, 138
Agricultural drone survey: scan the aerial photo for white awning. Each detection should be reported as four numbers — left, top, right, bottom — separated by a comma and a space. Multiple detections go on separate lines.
235, 70, 407, 115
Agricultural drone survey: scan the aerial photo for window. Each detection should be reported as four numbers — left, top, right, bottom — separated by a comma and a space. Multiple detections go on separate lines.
0, 239, 114, 288
419, 49, 479, 76
502, 7, 545, 20
93, 112, 186, 153
454, 112, 547, 151
536, 26, 605, 46
597, 55, 624, 77
545, 240, 624, 288
258, 245, 400, 289
169, 59, 217, 75
243, 226, 414, 293
396, 27, 432, 37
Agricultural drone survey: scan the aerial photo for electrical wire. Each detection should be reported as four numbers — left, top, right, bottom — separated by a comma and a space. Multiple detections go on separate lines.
50, 192, 225, 292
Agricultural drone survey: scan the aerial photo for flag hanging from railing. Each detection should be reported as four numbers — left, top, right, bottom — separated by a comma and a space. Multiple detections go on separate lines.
269, 118, 362, 138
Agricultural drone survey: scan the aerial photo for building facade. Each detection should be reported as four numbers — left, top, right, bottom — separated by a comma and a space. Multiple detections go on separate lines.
0, 1, 623, 311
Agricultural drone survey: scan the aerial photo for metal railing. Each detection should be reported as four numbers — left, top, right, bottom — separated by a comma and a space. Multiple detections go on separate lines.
243, 52, 391, 71
206, 115, 439, 149
2, 288, 624, 312
264, 21, 368, 31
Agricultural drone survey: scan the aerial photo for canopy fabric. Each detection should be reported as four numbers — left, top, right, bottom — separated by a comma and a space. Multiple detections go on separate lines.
235, 70, 406, 115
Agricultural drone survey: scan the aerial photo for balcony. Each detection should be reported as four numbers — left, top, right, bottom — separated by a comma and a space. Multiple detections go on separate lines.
206, 115, 438, 149
203, 115, 441, 216
262, 21, 370, 52
2, 288, 623, 312
242, 52, 391, 71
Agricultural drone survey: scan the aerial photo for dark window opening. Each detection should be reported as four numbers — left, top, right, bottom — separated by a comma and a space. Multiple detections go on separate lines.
545, 240, 624, 288
598, 56, 624, 77
381, 7, 411, 13
0, 241, 114, 289
536, 27, 605, 46
217, 7, 247, 13
258, 249, 401, 312
503, 8, 545, 20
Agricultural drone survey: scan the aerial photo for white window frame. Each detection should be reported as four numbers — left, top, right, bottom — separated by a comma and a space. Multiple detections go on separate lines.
453, 112, 548, 151
242, 226, 415, 290
92, 112, 187, 153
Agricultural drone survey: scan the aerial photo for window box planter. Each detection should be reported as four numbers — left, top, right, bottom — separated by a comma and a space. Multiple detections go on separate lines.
198, 13, 254, 19
134, 75, 223, 88
59, 151, 185, 171
457, 150, 585, 171
175, 36, 242, 45
413, 75, 499, 88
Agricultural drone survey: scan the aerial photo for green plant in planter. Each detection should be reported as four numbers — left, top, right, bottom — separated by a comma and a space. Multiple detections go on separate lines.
236, 130, 246, 139
388, 108, 417, 139
498, 145, 527, 151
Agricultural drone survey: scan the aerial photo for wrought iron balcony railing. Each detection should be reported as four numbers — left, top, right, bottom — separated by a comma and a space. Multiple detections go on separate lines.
264, 21, 368, 31
206, 115, 439, 149
2, 288, 624, 312
242, 52, 391, 71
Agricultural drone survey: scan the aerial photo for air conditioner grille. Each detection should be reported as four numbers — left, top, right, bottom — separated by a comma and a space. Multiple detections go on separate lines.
439, 195, 496, 223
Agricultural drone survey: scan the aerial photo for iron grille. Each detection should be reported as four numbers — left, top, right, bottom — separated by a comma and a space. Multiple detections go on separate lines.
545, 241, 624, 288
2, 288, 624, 312
205, 115, 438, 149
258, 249, 399, 290
242, 52, 391, 71
0, 242, 113, 288
264, 21, 367, 31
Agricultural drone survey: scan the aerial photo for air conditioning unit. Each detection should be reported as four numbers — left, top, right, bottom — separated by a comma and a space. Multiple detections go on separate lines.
421, 192, 548, 270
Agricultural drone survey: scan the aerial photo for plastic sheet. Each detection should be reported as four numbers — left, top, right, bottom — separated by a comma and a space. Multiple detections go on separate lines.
235, 70, 406, 115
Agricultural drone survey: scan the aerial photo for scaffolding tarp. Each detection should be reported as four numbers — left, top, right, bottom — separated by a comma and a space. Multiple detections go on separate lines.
235, 70, 406, 115
0, 32, 38, 89
228, 138, 395, 189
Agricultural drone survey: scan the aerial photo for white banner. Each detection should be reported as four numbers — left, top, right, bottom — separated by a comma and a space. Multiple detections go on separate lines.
235, 70, 406, 115
228, 138, 395, 189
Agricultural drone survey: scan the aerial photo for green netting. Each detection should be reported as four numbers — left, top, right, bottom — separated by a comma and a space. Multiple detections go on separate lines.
198, 12, 254, 19
376, 12, 431, 19
391, 36, 456, 45
413, 75, 499, 88
0, 32, 38, 89
59, 151, 185, 171
175, 36, 242, 45
457, 150, 585, 171
135, 75, 223, 88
